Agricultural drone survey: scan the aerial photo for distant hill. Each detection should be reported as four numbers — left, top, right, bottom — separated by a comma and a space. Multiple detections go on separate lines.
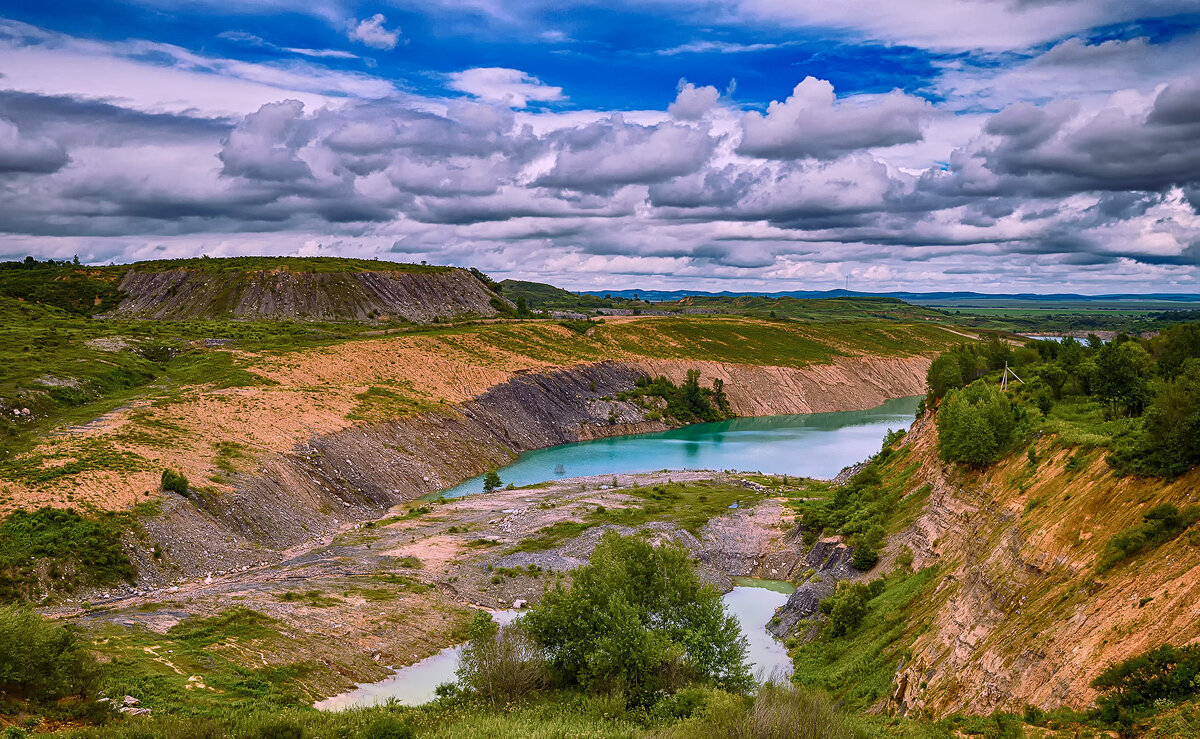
499, 279, 648, 312
0, 256, 507, 323
585, 288, 1200, 306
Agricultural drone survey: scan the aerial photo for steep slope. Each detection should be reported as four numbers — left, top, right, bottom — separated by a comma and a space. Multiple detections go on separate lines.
882, 413, 1200, 716
110, 262, 503, 322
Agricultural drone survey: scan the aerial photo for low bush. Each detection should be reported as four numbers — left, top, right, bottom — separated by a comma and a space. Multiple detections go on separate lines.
819, 583, 871, 637
850, 543, 878, 571
456, 612, 548, 704
0, 605, 98, 702
161, 468, 189, 495
0, 507, 136, 601
1093, 643, 1200, 725
1097, 503, 1200, 572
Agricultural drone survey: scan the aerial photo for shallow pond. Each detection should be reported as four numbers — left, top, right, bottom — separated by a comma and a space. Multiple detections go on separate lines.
436, 395, 921, 498
317, 581, 795, 710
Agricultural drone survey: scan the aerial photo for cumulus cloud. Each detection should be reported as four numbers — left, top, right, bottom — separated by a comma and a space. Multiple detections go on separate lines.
668, 81, 721, 120
737, 77, 934, 160
447, 68, 564, 108
348, 14, 400, 50
219, 100, 314, 181
0, 118, 69, 173
931, 75, 1200, 198
2, 15, 1200, 293
536, 115, 718, 192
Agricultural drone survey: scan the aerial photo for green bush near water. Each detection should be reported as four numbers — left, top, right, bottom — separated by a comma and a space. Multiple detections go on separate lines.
522, 531, 752, 707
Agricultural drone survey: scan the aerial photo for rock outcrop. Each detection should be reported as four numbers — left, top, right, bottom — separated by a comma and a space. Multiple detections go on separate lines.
766, 537, 859, 638
109, 267, 504, 322
134, 355, 931, 583
880, 410, 1200, 716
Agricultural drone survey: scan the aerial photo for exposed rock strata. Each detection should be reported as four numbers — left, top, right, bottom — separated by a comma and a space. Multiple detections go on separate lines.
884, 411, 1200, 716
109, 267, 503, 322
134, 355, 931, 585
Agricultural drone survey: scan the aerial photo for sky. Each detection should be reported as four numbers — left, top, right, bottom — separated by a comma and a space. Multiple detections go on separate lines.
1, 1, 1200, 293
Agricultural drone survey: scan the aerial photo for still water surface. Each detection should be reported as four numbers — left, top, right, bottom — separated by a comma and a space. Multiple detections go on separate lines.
437, 395, 921, 498
317, 581, 794, 710
320, 397, 921, 709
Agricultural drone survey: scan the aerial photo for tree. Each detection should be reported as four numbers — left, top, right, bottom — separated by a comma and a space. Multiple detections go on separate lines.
926, 353, 963, 400
482, 469, 502, 494
1138, 360, 1200, 476
936, 382, 1019, 468
1094, 342, 1152, 417
515, 295, 531, 318
1156, 324, 1200, 379
1040, 364, 1067, 400
819, 582, 870, 637
522, 531, 751, 705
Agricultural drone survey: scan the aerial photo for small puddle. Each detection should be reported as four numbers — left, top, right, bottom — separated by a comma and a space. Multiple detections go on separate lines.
314, 610, 521, 711
317, 580, 792, 710
725, 579, 794, 683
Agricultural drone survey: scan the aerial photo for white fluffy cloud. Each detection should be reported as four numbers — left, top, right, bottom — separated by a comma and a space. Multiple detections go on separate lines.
2, 17, 1200, 292
348, 14, 401, 50
668, 81, 721, 120
738, 77, 935, 160
447, 67, 565, 108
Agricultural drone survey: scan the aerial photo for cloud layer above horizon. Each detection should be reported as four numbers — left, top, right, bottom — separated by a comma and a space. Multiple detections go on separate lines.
1, 1, 1200, 293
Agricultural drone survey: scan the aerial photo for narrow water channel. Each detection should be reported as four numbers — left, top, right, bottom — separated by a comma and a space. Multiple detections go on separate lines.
437, 395, 921, 498
317, 581, 795, 710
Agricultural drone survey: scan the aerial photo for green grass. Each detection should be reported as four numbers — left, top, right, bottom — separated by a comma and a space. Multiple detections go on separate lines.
1041, 397, 1140, 449
0, 505, 148, 601
275, 589, 342, 607
789, 567, 940, 709
511, 480, 765, 552
349, 384, 438, 423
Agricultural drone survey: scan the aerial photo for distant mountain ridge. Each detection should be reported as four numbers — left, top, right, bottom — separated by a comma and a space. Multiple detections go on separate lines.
582, 288, 1200, 303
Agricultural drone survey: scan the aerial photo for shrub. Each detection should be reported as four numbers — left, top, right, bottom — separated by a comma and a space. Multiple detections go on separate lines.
819, 583, 870, 637
850, 543, 878, 571
936, 382, 1020, 468
1093, 643, 1200, 720
0, 507, 136, 601
0, 605, 98, 702
523, 530, 751, 706
360, 717, 415, 739
1097, 503, 1200, 572
161, 468, 189, 496
456, 612, 548, 704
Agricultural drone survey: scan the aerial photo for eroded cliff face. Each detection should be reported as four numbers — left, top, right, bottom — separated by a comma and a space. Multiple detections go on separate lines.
884, 413, 1200, 717
135, 355, 931, 584
110, 267, 503, 322
633, 355, 930, 416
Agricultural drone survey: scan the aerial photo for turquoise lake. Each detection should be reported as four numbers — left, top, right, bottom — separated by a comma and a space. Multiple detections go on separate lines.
437, 394, 921, 498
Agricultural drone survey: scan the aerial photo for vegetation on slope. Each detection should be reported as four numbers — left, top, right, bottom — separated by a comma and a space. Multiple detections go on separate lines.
656, 295, 945, 323
0, 506, 144, 602
499, 279, 652, 312
926, 324, 1200, 479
